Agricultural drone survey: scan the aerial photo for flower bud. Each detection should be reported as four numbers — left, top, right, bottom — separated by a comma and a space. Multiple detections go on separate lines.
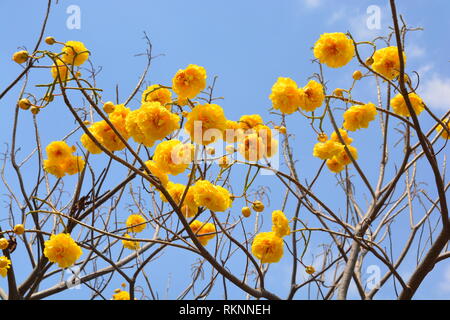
305, 265, 315, 275
365, 57, 374, 66
352, 70, 363, 80
333, 88, 344, 97
30, 106, 40, 115
45, 36, 56, 45
317, 133, 328, 142
218, 156, 230, 168
103, 101, 115, 114
12, 50, 29, 64
225, 145, 235, 154
18, 98, 32, 110
13, 224, 25, 235
241, 206, 251, 218
0, 238, 9, 250
252, 200, 265, 212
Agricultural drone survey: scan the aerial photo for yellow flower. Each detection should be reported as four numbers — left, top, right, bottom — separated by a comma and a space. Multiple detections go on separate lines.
343, 103, 377, 131
172, 64, 207, 99
113, 290, 130, 300
269, 77, 302, 114
12, 50, 29, 64
61, 41, 89, 66
185, 103, 227, 145
299, 80, 325, 112
0, 238, 8, 250
193, 180, 233, 212
189, 220, 216, 246
313, 140, 344, 160
372, 46, 406, 80
153, 140, 194, 175
390, 93, 424, 117
132, 102, 180, 142
223, 120, 243, 143
125, 109, 155, 147
436, 118, 450, 139
43, 233, 83, 268
313, 32, 354, 68
326, 157, 345, 173
330, 129, 353, 145
160, 182, 199, 217
238, 114, 264, 131
251, 232, 284, 263
126, 214, 146, 233
238, 133, 265, 161
45, 141, 74, 160
51, 63, 69, 81
144, 160, 169, 188
64, 156, 85, 176
0, 256, 11, 278
122, 234, 140, 250
141, 84, 172, 106
271, 210, 290, 238
13, 224, 25, 235
335, 145, 358, 166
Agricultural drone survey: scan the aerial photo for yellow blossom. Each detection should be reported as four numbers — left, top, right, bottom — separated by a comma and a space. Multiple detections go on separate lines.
330, 129, 353, 145
269, 77, 302, 114
61, 41, 89, 66
335, 145, 358, 166
238, 114, 264, 131
299, 80, 325, 112
189, 220, 217, 246
313, 32, 354, 68
436, 118, 450, 139
390, 93, 424, 117
43, 233, 83, 268
271, 210, 290, 237
172, 64, 207, 99
160, 182, 198, 218
153, 140, 194, 175
343, 103, 377, 131
251, 232, 284, 263
185, 103, 227, 145
126, 214, 147, 233
144, 160, 169, 188
0, 256, 11, 277
51, 63, 70, 81
122, 234, 140, 250
372, 46, 406, 80
141, 84, 172, 106
313, 140, 344, 160
192, 180, 233, 212
326, 157, 345, 173
113, 290, 131, 300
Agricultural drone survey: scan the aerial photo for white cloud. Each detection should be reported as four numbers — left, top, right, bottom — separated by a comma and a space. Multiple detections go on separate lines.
419, 74, 450, 112
302, 0, 322, 9
406, 43, 425, 59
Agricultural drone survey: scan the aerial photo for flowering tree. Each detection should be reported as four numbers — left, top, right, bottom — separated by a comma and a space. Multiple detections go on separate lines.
0, 0, 449, 300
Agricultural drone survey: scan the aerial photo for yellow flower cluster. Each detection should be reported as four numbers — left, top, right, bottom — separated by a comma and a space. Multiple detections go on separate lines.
144, 160, 169, 188
81, 104, 131, 153
126, 101, 180, 146
390, 93, 424, 117
371, 46, 406, 80
192, 180, 233, 213
313, 32, 354, 68
0, 256, 11, 278
269, 78, 324, 114
43, 233, 83, 268
141, 84, 172, 106
61, 41, 90, 66
153, 140, 194, 176
122, 234, 140, 250
185, 103, 227, 145
251, 232, 284, 263
436, 118, 450, 139
313, 129, 358, 173
43, 141, 85, 178
160, 182, 198, 217
126, 214, 147, 233
343, 103, 378, 131
189, 220, 216, 246
172, 64, 207, 99
271, 210, 291, 238
112, 290, 131, 300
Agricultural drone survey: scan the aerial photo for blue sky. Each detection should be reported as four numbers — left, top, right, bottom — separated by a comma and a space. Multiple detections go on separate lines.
0, 0, 449, 300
